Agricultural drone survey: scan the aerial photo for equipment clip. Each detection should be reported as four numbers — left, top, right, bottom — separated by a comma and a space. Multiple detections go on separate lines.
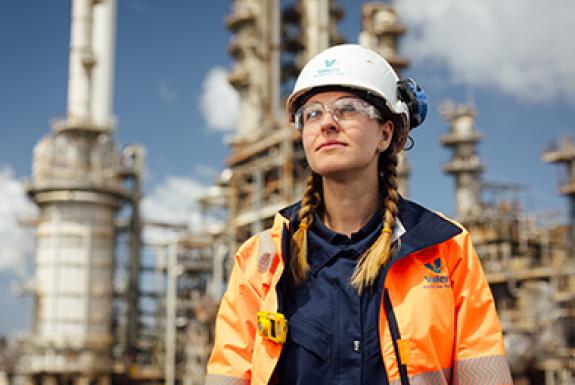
256, 311, 287, 344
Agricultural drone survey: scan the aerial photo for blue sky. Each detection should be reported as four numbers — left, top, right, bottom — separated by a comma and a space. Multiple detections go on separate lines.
0, 0, 574, 335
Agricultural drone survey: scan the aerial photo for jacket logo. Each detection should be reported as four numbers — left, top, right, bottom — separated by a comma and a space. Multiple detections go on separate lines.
424, 258, 445, 274
423, 258, 450, 289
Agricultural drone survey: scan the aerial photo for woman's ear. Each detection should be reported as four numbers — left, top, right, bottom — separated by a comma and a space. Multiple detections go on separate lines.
391, 115, 410, 154
378, 120, 394, 152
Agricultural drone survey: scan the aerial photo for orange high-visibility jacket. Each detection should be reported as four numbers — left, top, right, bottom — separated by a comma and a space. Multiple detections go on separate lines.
206, 200, 512, 385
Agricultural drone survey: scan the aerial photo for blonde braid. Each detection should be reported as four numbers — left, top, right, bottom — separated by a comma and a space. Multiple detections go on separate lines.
351, 125, 404, 294
290, 173, 322, 286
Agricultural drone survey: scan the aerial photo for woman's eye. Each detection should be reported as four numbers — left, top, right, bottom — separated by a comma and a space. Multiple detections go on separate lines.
306, 108, 322, 120
338, 103, 359, 113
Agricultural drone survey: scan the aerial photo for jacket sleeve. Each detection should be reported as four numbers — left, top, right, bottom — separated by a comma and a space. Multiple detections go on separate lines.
205, 240, 263, 385
450, 230, 513, 385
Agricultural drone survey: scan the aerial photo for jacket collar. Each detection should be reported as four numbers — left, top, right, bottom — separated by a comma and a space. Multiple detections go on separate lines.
278, 201, 301, 233
393, 197, 462, 261
276, 197, 462, 259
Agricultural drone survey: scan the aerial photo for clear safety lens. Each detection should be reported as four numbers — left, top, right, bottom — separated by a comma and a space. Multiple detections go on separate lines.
294, 97, 382, 130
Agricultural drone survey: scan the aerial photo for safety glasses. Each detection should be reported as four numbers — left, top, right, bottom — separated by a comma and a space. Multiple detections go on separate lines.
294, 96, 382, 130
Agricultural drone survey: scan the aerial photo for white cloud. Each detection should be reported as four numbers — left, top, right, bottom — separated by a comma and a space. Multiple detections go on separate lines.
0, 166, 37, 273
199, 66, 239, 132
141, 175, 214, 243
396, 0, 575, 104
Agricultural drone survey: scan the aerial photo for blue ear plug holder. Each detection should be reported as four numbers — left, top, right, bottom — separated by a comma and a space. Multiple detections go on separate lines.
397, 78, 428, 129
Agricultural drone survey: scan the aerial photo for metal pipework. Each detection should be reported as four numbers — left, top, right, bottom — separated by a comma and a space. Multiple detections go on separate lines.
301, 0, 330, 61
91, 0, 117, 130
67, 0, 95, 126
440, 102, 484, 220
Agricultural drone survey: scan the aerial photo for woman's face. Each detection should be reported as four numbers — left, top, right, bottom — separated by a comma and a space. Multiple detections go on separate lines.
300, 91, 394, 180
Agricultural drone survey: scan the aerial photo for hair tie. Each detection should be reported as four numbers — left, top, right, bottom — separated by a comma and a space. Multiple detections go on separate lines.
382, 226, 393, 234
299, 222, 309, 230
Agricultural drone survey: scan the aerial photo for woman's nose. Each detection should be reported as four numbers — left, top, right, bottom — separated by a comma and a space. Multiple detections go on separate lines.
320, 110, 340, 132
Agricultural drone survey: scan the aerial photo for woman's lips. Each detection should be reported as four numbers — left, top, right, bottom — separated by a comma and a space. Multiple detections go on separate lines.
317, 141, 347, 151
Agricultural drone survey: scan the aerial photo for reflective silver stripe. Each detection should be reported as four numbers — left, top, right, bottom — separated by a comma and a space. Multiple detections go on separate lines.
390, 368, 451, 385
204, 374, 249, 385
454, 355, 513, 385
257, 229, 275, 273
389, 355, 512, 385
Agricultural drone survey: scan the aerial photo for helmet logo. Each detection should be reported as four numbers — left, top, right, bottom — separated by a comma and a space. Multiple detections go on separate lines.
324, 59, 336, 67
314, 58, 343, 78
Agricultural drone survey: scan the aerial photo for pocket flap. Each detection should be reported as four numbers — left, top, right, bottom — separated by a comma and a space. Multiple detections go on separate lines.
288, 316, 331, 360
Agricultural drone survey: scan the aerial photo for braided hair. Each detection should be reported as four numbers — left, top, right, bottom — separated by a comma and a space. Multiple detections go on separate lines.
289, 172, 322, 286
350, 118, 406, 293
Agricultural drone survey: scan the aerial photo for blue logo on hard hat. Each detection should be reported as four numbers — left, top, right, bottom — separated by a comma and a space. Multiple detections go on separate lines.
315, 58, 343, 78
324, 59, 336, 67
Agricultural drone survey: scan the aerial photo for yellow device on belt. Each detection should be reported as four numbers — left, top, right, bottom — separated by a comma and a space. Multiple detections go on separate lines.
256, 311, 287, 344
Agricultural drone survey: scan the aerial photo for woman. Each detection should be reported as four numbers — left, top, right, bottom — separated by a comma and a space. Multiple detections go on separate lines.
205, 44, 512, 385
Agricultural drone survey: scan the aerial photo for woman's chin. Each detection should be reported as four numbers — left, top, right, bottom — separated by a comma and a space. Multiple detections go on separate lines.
311, 164, 360, 179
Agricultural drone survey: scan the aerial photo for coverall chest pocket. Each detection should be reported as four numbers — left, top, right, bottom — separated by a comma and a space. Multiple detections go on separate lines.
278, 315, 333, 385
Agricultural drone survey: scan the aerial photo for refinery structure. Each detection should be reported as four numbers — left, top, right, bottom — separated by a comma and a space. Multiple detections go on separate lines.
0, 1, 574, 385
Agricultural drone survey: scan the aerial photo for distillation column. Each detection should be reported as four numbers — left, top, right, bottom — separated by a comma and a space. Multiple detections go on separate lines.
226, 0, 281, 142
359, 2, 411, 196
543, 135, 575, 256
225, 0, 284, 245
440, 103, 484, 220
25, 1, 137, 384
226, 0, 346, 244
282, 0, 345, 81
300, 0, 330, 62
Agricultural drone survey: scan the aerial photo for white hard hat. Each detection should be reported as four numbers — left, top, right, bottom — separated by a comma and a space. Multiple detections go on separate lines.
286, 44, 409, 123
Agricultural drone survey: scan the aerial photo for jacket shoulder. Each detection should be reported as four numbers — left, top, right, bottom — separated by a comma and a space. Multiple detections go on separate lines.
430, 210, 470, 238
235, 230, 276, 273
397, 198, 464, 254
233, 214, 287, 284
